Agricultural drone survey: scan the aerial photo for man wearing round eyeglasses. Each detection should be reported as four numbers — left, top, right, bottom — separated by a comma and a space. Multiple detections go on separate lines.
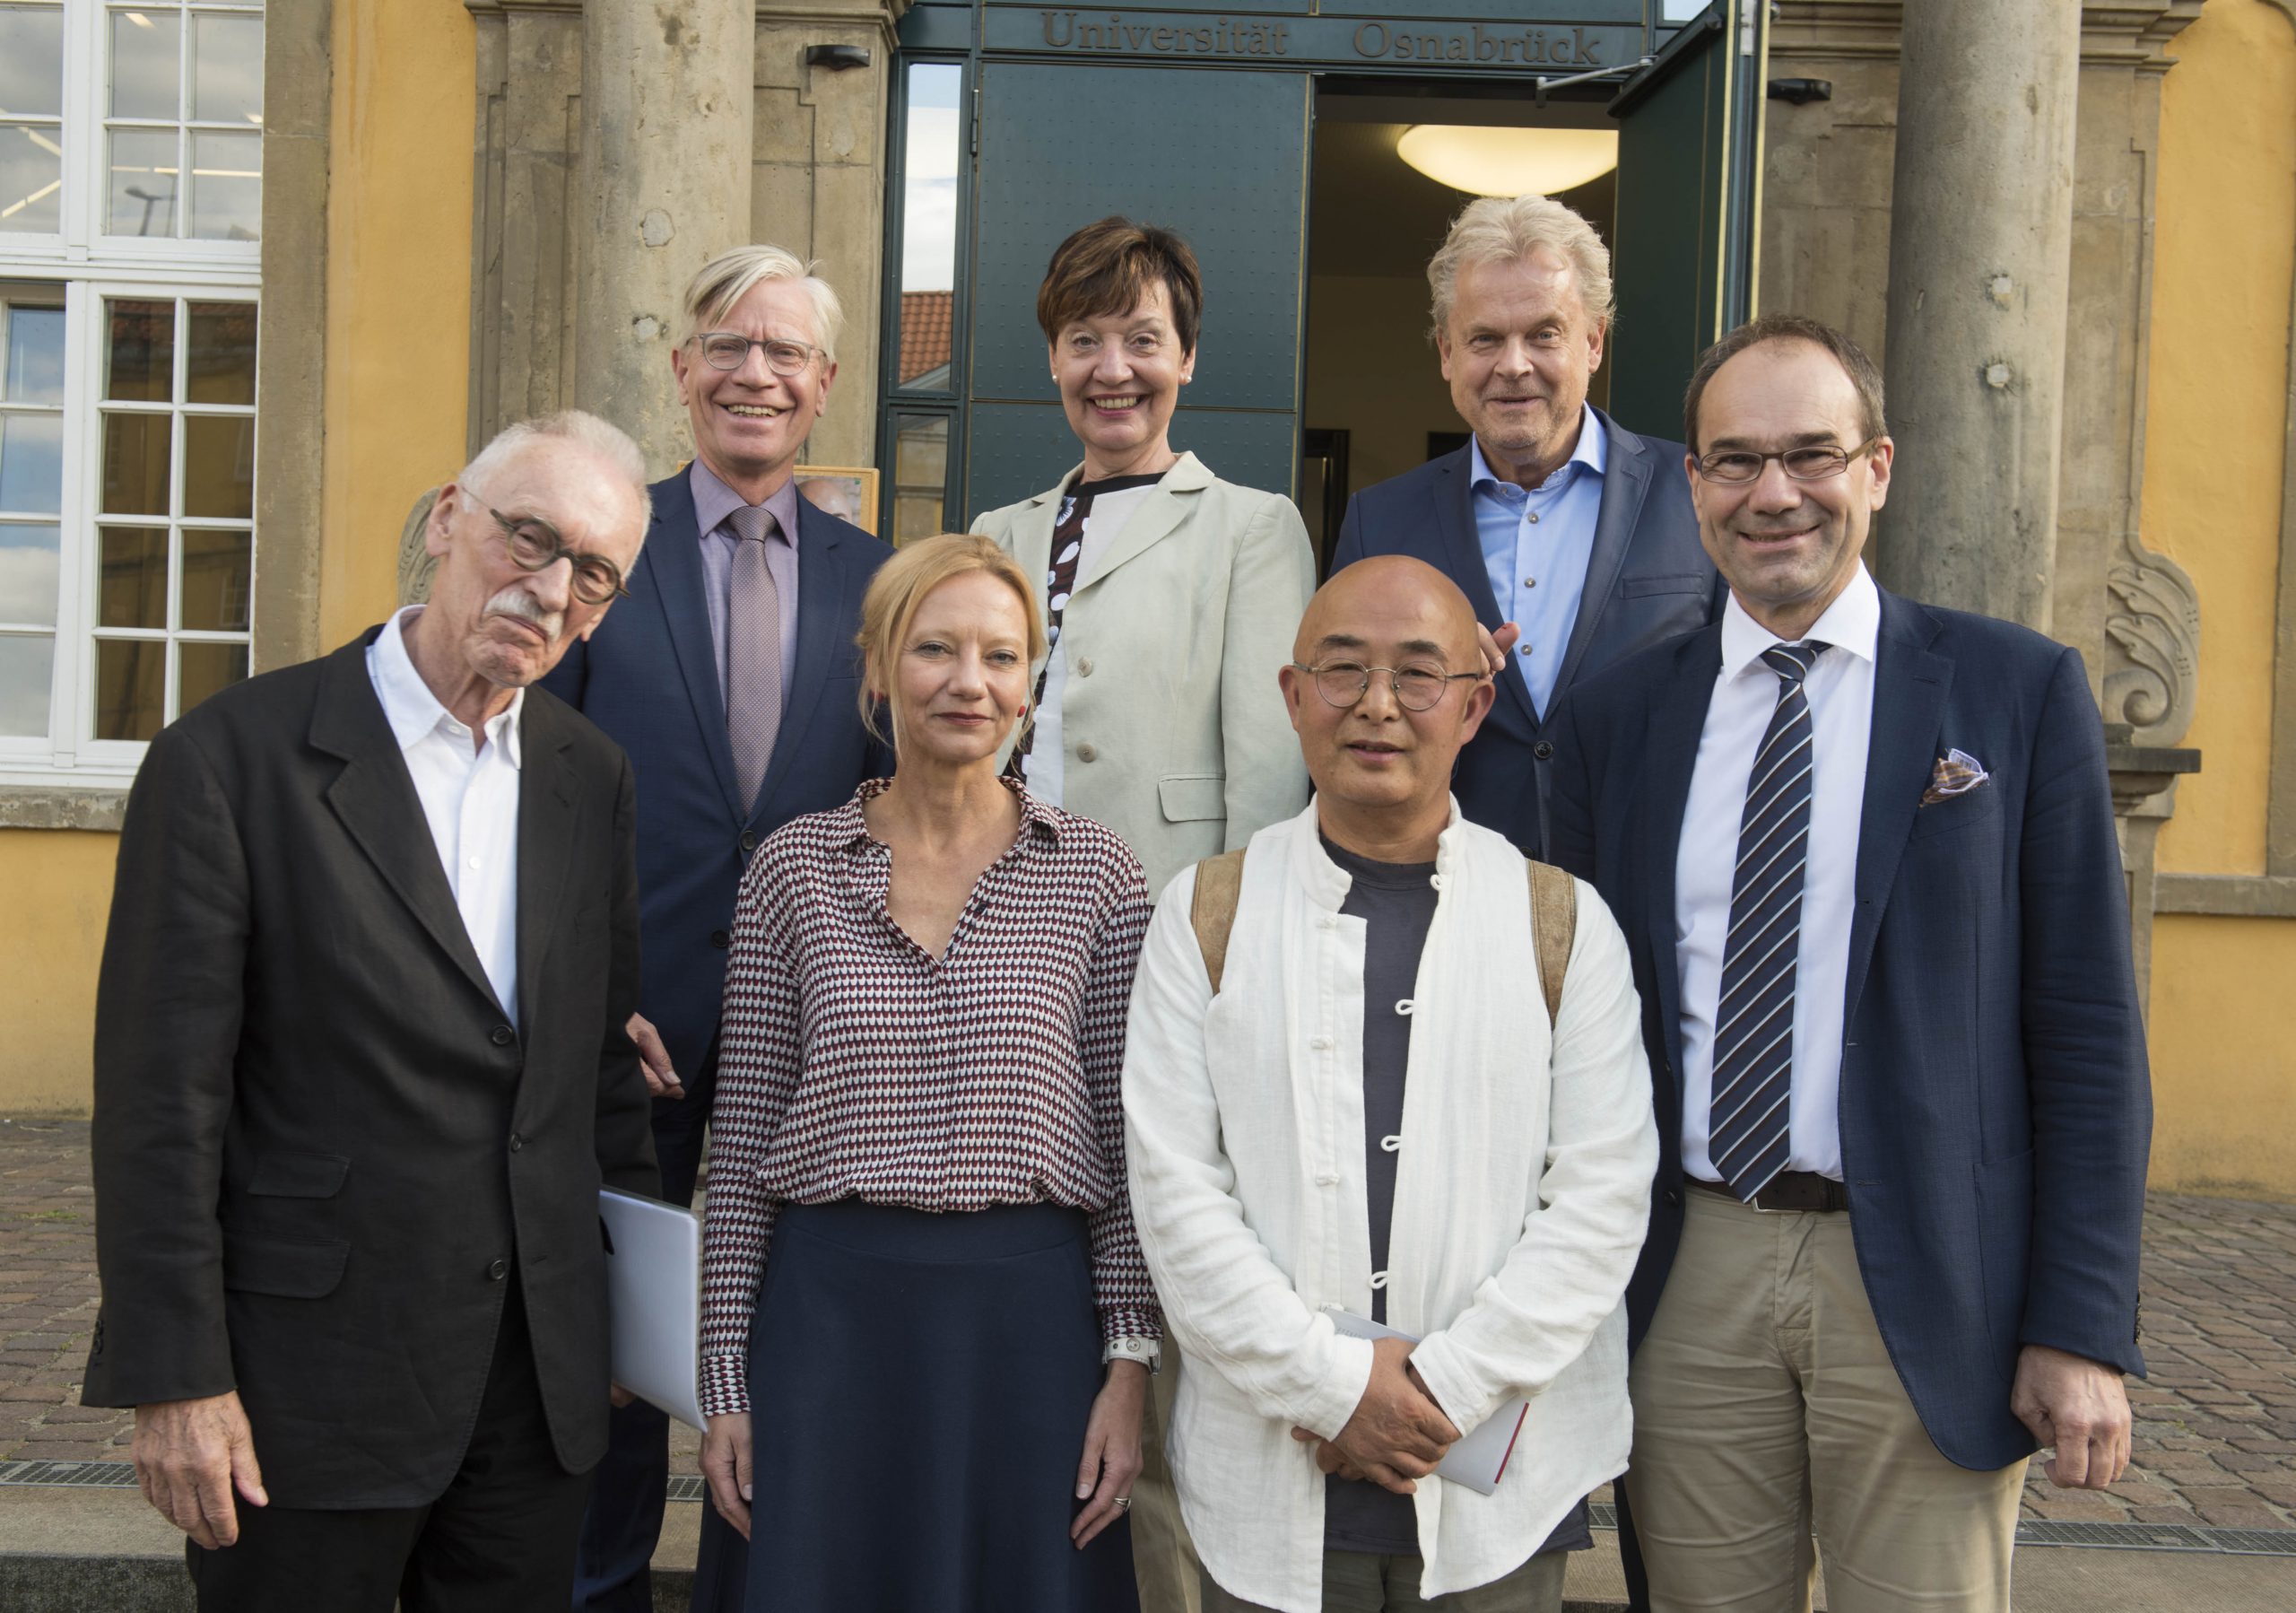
1123, 555, 1657, 1613
539, 246, 894, 1612
1551, 318, 2150, 1610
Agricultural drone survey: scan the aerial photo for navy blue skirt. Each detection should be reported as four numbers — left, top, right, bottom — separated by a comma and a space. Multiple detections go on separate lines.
719, 1199, 1139, 1613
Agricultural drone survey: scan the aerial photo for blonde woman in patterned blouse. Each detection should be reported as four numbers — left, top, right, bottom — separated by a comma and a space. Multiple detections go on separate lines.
695, 532, 1158, 1612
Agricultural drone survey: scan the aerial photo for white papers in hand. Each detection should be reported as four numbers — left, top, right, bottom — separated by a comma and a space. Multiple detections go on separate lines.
1323, 1307, 1528, 1495
599, 1188, 705, 1430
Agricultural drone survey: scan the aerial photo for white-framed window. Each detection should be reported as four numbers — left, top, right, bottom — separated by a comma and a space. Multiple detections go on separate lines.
0, 0, 261, 787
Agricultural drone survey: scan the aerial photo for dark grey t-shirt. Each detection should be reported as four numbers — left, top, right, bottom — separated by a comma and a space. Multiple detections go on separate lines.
1318, 835, 1593, 1561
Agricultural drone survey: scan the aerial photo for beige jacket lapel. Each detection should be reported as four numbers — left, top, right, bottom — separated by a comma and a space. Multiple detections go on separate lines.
1006, 469, 1073, 596
1074, 451, 1214, 595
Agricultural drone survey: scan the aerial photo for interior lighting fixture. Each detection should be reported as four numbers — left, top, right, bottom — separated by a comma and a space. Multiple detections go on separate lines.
1396, 126, 1619, 199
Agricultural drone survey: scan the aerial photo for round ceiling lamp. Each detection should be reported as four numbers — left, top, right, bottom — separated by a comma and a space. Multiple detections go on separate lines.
1396, 126, 1621, 199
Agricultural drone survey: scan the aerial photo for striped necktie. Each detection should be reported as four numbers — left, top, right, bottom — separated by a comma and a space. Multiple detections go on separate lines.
726, 504, 783, 814
1709, 641, 1828, 1202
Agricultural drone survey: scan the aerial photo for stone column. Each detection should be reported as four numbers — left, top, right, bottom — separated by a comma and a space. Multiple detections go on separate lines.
574, 0, 755, 476
1877, 0, 2083, 631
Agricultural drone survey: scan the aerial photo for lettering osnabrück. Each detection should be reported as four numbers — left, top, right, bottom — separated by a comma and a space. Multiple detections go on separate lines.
1035, 13, 1608, 66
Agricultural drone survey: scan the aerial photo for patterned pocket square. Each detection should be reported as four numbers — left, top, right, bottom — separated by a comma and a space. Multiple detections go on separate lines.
1922, 748, 1989, 806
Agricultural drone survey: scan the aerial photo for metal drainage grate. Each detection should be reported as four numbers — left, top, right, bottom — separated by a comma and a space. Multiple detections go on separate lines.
0, 1460, 137, 1488
4, 1460, 2291, 1558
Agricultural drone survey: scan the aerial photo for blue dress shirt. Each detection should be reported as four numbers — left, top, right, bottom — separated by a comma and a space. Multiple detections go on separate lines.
1470, 406, 1607, 718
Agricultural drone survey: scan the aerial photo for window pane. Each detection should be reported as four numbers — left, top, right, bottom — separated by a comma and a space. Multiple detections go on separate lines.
187, 127, 259, 241
191, 13, 263, 124
0, 412, 62, 512
98, 526, 169, 629
187, 302, 256, 403
891, 414, 950, 545
95, 637, 166, 741
0, 631, 52, 737
0, 122, 62, 234
102, 413, 172, 516
108, 300, 177, 400
108, 127, 179, 237
895, 64, 961, 388
181, 528, 250, 630
178, 639, 248, 714
0, 520, 58, 624
0, 5, 65, 118
110, 6, 183, 120
184, 414, 251, 517
4, 300, 65, 404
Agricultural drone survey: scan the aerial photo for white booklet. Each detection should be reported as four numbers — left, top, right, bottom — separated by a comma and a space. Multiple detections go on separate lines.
1323, 1307, 1529, 1495
599, 1187, 706, 1430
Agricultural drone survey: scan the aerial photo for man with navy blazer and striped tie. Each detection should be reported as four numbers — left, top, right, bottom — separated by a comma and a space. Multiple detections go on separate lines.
1550, 318, 2150, 1611
540, 247, 892, 1611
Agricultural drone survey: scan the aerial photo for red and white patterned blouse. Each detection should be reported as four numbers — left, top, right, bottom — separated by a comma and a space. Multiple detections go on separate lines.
698, 778, 1160, 1417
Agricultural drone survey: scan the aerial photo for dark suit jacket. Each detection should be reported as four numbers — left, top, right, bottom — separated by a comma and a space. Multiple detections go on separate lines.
1550, 584, 2151, 1469
82, 633, 658, 1507
539, 469, 893, 1083
1332, 408, 1721, 859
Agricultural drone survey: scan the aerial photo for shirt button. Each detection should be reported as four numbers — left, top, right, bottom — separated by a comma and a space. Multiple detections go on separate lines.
466, 855, 483, 870
486, 1257, 509, 1281
1309, 1035, 1333, 1052
1518, 644, 1533, 657
1370, 1269, 1390, 1289
1318, 916, 1337, 930
1077, 658, 1094, 676
1077, 743, 1098, 763
509, 1133, 524, 1153
1316, 1173, 1340, 1187
1380, 1134, 1403, 1153
1524, 577, 1538, 589
1527, 511, 1542, 524
490, 1025, 515, 1047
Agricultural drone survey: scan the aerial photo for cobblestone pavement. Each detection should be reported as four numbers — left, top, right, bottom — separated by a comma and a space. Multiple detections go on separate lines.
4, 1117, 2292, 1529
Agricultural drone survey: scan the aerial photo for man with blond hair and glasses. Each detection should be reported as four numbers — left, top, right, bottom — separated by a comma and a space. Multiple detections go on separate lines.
1551, 317, 2150, 1610
541, 246, 893, 1610
1334, 193, 1718, 863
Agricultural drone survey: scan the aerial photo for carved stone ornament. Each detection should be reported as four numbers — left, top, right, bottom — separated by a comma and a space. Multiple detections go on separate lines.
398, 487, 442, 607
2104, 534, 2202, 746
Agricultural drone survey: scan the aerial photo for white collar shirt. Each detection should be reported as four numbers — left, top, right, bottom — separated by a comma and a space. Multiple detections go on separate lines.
365, 605, 526, 1027
1674, 564, 1881, 1181
1122, 801, 1656, 1611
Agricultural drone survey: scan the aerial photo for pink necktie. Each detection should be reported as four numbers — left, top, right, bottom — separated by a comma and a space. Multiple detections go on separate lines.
726, 505, 783, 812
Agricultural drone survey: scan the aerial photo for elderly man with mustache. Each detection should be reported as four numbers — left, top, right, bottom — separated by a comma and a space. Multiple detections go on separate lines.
82, 411, 661, 1613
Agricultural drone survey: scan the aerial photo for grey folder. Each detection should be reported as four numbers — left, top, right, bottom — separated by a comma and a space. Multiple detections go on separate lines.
1324, 1307, 1531, 1495
600, 1187, 706, 1430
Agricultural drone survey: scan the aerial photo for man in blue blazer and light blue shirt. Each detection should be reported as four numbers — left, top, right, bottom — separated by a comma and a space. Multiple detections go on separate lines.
1331, 194, 1719, 859
540, 247, 893, 1612
1551, 316, 2150, 1611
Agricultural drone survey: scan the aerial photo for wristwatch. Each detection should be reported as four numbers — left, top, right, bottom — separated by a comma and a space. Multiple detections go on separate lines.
1103, 1336, 1161, 1373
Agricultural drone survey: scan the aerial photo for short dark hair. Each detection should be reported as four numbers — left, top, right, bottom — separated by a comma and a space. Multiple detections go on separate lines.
1683, 315, 1887, 451
1035, 217, 1205, 354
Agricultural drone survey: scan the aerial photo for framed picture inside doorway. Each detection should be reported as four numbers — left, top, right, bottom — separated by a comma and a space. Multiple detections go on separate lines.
794, 466, 882, 535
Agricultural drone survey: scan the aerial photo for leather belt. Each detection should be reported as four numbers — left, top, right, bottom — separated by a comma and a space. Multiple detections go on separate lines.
1690, 1171, 1850, 1214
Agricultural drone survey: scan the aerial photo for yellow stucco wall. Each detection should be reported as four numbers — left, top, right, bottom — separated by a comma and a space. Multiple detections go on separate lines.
2144, 0, 2296, 1197
319, 0, 476, 646
0, 834, 117, 1111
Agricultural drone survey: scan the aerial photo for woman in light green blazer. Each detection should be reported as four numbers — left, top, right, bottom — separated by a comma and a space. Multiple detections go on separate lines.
971, 217, 1316, 899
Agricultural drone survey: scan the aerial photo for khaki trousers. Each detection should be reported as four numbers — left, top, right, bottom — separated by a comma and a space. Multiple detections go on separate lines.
1199, 1547, 1567, 1613
1624, 1188, 2024, 1613
1133, 1356, 1204, 1613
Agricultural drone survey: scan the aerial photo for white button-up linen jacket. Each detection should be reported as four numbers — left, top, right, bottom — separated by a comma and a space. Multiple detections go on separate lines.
1123, 801, 1657, 1611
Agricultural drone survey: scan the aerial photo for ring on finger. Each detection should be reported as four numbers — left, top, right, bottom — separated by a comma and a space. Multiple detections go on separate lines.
1113, 1495, 1132, 1511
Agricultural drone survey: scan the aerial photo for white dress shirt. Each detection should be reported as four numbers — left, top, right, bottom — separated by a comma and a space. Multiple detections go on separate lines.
366, 606, 525, 1026
1674, 564, 1880, 1182
1124, 800, 1656, 1611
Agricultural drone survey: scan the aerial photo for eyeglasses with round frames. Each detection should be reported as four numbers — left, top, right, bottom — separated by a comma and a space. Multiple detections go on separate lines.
485, 507, 629, 606
692, 332, 827, 376
1693, 436, 1882, 484
1290, 659, 1486, 713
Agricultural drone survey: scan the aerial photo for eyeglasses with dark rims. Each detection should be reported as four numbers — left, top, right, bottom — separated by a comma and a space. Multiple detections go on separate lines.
1692, 436, 1883, 484
691, 331, 828, 376
1289, 659, 1487, 713
483, 506, 629, 606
